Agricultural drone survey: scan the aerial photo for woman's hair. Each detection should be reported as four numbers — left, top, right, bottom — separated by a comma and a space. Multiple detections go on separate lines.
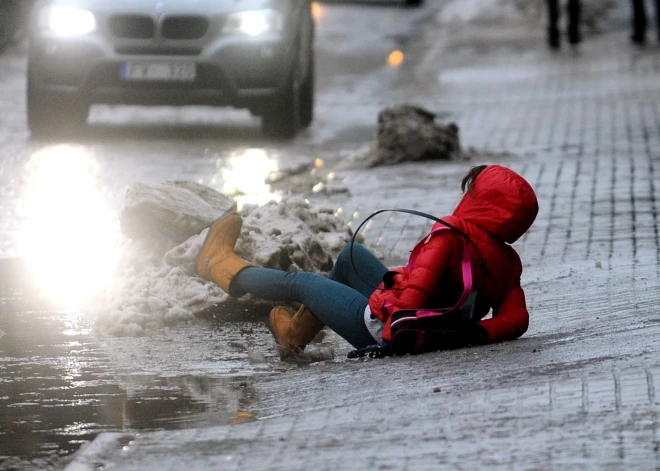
461, 165, 488, 193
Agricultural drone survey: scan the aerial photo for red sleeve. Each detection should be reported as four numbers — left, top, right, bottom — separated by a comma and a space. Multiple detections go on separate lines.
375, 234, 458, 341
478, 284, 529, 343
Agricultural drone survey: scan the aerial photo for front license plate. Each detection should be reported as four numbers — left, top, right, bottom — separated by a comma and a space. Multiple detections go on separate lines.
120, 62, 196, 81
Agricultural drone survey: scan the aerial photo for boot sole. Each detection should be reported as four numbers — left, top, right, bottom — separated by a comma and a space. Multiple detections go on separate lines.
195, 211, 241, 279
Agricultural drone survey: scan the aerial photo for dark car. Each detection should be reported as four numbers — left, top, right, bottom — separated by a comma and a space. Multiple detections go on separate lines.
26, 0, 315, 138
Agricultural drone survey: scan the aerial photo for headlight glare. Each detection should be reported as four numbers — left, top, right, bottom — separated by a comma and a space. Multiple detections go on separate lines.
223, 9, 283, 36
40, 6, 96, 36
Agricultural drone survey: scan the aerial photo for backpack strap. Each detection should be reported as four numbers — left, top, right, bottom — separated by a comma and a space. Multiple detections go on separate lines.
407, 225, 473, 318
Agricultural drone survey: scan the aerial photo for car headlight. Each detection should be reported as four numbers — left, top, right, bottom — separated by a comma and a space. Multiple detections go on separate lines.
223, 9, 283, 36
39, 5, 96, 36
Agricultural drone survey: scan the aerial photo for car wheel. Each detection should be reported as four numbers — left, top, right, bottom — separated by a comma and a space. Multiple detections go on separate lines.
261, 71, 301, 140
27, 74, 89, 137
299, 48, 314, 129
403, 0, 423, 6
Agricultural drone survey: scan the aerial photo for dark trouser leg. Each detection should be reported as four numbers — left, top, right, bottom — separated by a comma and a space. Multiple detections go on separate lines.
654, 0, 660, 41
567, 0, 582, 45
233, 243, 389, 348
546, 0, 560, 49
631, 0, 647, 44
234, 268, 377, 348
328, 243, 388, 297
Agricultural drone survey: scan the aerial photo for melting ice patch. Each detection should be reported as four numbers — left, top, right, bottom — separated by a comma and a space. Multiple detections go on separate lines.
437, 0, 522, 24
437, 0, 614, 25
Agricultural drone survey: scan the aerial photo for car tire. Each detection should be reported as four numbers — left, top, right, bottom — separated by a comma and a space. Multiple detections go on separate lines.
299, 48, 314, 129
403, 0, 423, 6
27, 74, 89, 138
261, 71, 301, 140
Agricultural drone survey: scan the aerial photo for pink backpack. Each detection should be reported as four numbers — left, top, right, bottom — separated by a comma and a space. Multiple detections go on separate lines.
348, 210, 487, 358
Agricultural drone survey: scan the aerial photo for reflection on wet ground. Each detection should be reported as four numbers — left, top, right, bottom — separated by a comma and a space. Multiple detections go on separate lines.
0, 259, 267, 469
0, 3, 435, 468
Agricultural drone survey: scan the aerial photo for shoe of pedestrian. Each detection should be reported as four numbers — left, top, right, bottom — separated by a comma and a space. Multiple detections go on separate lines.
547, 28, 560, 50
195, 211, 252, 297
567, 28, 581, 46
631, 32, 646, 46
269, 305, 325, 359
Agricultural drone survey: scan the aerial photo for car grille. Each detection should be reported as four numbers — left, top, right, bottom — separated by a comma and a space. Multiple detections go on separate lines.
114, 45, 202, 56
162, 16, 209, 40
108, 15, 155, 39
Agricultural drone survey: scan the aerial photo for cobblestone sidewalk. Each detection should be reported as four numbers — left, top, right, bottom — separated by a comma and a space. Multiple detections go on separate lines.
66, 4, 660, 470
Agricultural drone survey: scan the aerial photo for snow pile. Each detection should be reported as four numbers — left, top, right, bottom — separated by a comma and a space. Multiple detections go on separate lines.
235, 198, 353, 272
368, 105, 463, 167
92, 191, 358, 337
120, 180, 235, 247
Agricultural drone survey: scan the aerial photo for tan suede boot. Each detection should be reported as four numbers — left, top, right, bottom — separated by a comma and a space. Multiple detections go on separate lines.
196, 212, 252, 297
269, 304, 325, 358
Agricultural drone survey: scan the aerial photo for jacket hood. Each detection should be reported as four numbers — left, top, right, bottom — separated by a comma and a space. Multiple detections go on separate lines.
452, 165, 538, 244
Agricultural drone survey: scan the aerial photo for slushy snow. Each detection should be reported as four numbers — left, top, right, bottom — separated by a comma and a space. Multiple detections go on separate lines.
92, 194, 358, 337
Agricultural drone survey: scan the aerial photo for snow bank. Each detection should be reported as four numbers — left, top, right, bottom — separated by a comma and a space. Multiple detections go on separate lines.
92, 193, 358, 337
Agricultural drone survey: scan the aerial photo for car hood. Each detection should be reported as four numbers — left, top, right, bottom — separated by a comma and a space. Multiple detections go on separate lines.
52, 0, 284, 14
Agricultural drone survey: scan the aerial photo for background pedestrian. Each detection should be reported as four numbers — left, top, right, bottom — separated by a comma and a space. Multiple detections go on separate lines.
631, 0, 660, 45
546, 0, 583, 49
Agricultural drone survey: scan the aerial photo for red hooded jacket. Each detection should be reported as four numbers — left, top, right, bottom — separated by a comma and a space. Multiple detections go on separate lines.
369, 165, 539, 343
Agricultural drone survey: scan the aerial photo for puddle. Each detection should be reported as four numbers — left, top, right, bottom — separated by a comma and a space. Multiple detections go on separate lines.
0, 259, 268, 469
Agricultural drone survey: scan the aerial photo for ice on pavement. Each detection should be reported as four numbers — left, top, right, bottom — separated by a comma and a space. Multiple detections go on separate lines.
92, 191, 357, 337
438, 0, 614, 25
438, 0, 523, 24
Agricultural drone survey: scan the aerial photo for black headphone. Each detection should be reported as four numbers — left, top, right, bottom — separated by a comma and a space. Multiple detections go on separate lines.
349, 208, 488, 291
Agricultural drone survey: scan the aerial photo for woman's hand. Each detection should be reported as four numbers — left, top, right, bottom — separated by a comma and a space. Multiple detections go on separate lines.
347, 341, 392, 359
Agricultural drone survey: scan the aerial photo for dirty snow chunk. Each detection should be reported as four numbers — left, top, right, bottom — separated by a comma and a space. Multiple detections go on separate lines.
120, 180, 235, 247
92, 193, 358, 337
368, 105, 462, 167
237, 196, 357, 273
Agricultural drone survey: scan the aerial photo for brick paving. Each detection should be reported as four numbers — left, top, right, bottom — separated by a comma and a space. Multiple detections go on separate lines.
66, 4, 660, 471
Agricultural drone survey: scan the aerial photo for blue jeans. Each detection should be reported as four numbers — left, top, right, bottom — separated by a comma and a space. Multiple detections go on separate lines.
233, 243, 388, 348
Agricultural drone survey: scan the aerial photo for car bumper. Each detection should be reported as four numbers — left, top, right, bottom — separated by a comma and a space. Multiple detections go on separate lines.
28, 33, 297, 109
